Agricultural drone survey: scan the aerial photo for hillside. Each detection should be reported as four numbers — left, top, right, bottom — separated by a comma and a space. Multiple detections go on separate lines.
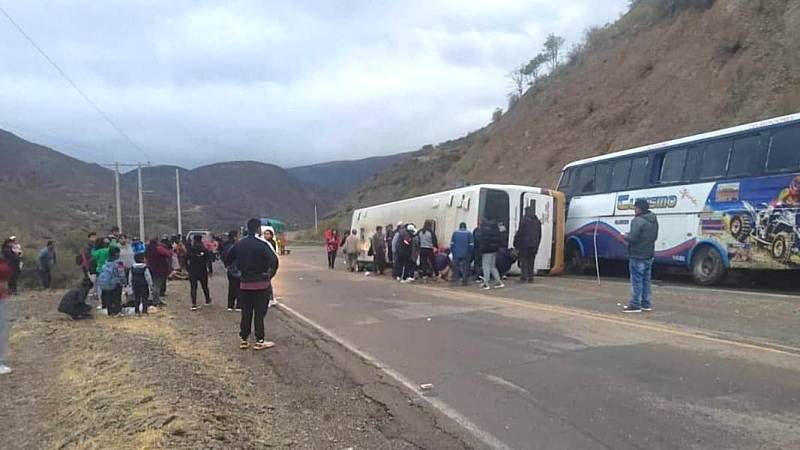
344, 0, 800, 213
0, 131, 335, 247
287, 152, 413, 195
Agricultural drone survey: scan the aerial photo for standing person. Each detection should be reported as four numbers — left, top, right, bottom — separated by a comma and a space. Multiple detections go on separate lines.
623, 199, 659, 313
392, 223, 403, 279
385, 224, 394, 266
258, 227, 280, 307
397, 225, 417, 282
0, 252, 12, 374
98, 247, 126, 316
371, 226, 387, 275
145, 238, 172, 307
325, 229, 339, 269
514, 206, 543, 283
128, 253, 153, 315
450, 222, 474, 286
224, 218, 279, 351
118, 236, 135, 279
221, 230, 241, 311
37, 240, 57, 289
203, 236, 216, 276
78, 232, 97, 281
342, 229, 361, 272
186, 234, 211, 311
417, 221, 438, 279
475, 219, 504, 290
2, 237, 22, 296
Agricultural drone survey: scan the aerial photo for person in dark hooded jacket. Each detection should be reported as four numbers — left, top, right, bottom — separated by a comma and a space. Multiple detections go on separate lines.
186, 234, 211, 311
623, 199, 659, 313
58, 278, 94, 320
514, 207, 542, 283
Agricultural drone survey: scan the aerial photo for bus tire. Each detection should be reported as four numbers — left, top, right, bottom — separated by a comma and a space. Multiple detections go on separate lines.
691, 246, 726, 286
771, 232, 793, 263
565, 242, 587, 274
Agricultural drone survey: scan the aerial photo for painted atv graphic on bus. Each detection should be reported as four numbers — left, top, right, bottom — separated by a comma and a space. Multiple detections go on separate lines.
729, 201, 800, 264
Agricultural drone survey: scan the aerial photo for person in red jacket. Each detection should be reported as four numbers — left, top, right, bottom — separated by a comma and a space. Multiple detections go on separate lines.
325, 229, 340, 269
145, 238, 172, 306
0, 254, 12, 374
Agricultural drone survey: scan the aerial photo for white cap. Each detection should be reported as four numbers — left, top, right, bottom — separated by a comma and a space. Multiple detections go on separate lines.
8, 236, 16, 240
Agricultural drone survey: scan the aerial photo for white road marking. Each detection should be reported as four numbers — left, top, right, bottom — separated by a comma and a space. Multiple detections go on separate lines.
484, 374, 530, 395
277, 302, 513, 450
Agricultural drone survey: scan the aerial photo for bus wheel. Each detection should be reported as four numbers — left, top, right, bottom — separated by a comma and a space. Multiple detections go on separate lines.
691, 246, 726, 286
729, 215, 753, 242
565, 243, 587, 274
771, 232, 793, 263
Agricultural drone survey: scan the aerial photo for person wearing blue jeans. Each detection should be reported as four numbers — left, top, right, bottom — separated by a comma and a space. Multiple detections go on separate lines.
623, 199, 659, 313
449, 222, 474, 286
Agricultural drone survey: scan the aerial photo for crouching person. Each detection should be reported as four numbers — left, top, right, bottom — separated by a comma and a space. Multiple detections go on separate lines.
58, 278, 94, 320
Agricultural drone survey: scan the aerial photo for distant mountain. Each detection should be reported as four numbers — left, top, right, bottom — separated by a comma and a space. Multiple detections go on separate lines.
0, 130, 335, 246
287, 152, 412, 194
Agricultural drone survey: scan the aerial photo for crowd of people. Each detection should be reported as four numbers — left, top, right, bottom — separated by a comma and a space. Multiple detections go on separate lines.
327, 206, 544, 290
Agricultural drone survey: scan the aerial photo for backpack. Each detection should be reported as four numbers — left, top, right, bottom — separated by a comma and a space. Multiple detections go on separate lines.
97, 262, 121, 291
130, 266, 148, 289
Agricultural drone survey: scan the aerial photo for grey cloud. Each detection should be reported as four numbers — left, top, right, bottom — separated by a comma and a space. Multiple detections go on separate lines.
0, 0, 629, 168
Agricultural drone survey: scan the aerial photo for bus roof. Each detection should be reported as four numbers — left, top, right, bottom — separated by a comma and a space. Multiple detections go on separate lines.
563, 112, 800, 170
354, 184, 553, 212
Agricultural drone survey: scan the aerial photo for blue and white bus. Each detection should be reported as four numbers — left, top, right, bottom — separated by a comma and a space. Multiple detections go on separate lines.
558, 113, 800, 285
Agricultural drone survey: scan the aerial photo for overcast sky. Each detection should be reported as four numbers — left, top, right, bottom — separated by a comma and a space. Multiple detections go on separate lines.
0, 0, 628, 168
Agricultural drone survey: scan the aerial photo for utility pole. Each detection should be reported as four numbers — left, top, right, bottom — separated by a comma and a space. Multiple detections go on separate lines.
114, 162, 122, 233
175, 168, 183, 236
314, 203, 318, 234
137, 162, 145, 240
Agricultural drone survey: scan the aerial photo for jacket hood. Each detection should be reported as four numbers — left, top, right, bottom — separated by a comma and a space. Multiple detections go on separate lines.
640, 211, 658, 224
262, 226, 275, 235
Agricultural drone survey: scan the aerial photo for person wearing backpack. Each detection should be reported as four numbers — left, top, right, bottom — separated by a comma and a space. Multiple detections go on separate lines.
98, 247, 126, 316
128, 253, 153, 315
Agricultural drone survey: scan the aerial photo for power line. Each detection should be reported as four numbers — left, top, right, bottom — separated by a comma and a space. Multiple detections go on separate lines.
0, 5, 151, 161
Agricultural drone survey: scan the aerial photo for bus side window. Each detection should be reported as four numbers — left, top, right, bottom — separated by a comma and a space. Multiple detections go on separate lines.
728, 134, 768, 177
699, 140, 732, 179
595, 163, 610, 193
684, 146, 701, 181
576, 165, 596, 194
767, 124, 800, 173
610, 159, 632, 190
628, 156, 650, 189
558, 168, 574, 197
658, 148, 688, 184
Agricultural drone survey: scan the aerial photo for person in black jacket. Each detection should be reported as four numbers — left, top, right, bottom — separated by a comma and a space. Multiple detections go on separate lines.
514, 207, 543, 283
57, 278, 94, 320
475, 219, 504, 290
224, 218, 279, 351
221, 230, 241, 311
1, 237, 22, 295
186, 234, 211, 311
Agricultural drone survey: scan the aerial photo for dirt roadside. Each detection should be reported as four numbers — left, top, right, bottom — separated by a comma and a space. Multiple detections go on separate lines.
0, 271, 473, 450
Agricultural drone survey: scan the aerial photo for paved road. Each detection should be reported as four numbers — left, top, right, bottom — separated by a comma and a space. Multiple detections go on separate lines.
274, 248, 800, 450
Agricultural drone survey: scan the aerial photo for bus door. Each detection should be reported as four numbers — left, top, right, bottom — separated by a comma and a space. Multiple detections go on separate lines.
521, 192, 554, 271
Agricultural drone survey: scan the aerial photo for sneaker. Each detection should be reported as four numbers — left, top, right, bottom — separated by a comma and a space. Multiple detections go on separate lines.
226, 308, 234, 312
96, 305, 103, 310
495, 283, 505, 289
253, 340, 275, 351
235, 308, 242, 312
642, 306, 653, 312
268, 299, 278, 307
482, 285, 491, 290
0, 365, 12, 375
622, 305, 642, 313
239, 339, 250, 350
190, 306, 198, 312
205, 299, 212, 305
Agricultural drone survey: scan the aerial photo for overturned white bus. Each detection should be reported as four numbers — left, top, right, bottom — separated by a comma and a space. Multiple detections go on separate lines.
350, 184, 565, 275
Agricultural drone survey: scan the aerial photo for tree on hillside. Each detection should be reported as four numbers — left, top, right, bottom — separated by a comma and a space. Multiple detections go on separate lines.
507, 64, 532, 98
491, 107, 503, 123
522, 53, 548, 81
543, 34, 566, 71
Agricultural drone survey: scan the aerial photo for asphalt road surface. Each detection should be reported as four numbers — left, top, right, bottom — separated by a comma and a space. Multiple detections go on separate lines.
273, 247, 800, 450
